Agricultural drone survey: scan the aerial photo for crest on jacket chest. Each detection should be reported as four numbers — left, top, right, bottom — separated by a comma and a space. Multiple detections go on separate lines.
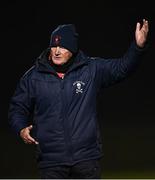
73, 80, 85, 94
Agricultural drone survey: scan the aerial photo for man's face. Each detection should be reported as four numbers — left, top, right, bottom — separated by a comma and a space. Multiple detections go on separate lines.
49, 46, 73, 65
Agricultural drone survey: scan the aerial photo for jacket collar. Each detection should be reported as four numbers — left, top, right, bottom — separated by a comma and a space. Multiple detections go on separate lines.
35, 48, 88, 74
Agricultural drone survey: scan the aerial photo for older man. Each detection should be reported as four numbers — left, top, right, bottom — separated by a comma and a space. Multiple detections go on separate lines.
8, 20, 149, 179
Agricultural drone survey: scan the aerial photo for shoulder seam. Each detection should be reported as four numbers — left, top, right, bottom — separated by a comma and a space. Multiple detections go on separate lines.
22, 65, 36, 78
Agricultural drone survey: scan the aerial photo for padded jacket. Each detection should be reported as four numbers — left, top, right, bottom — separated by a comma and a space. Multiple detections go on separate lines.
8, 41, 145, 168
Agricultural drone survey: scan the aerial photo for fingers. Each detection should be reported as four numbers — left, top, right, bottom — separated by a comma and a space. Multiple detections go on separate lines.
142, 19, 149, 33
136, 19, 149, 31
24, 134, 39, 145
143, 18, 148, 24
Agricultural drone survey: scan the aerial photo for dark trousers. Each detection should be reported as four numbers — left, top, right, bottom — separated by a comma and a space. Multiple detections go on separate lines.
39, 159, 102, 179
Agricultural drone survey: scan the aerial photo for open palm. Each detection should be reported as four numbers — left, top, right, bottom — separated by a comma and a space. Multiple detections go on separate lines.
135, 19, 149, 48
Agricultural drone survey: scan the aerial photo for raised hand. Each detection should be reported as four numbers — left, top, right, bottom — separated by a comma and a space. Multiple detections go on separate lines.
135, 19, 149, 48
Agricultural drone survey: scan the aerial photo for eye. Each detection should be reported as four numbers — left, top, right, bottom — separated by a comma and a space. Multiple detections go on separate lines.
51, 47, 56, 50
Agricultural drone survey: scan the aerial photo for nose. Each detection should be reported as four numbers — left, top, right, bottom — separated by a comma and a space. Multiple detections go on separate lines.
55, 46, 60, 55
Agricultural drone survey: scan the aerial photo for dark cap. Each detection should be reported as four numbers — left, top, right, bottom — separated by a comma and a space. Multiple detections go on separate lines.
49, 24, 79, 54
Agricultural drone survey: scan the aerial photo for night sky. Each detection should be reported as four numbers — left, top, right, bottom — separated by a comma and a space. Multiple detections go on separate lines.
0, 1, 155, 178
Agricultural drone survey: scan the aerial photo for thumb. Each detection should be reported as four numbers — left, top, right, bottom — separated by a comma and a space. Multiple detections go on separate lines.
28, 125, 33, 130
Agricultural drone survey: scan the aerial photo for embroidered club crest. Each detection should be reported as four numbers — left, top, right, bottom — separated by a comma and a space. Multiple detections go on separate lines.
73, 81, 85, 94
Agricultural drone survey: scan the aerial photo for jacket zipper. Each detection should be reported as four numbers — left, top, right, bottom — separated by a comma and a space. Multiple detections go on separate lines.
59, 75, 73, 163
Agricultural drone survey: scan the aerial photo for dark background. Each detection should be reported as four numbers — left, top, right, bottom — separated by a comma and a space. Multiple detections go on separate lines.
0, 0, 155, 178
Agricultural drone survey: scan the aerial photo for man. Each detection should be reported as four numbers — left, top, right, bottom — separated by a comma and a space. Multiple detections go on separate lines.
8, 20, 149, 179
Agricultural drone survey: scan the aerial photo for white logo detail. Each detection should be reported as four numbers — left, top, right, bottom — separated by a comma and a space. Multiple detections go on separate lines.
73, 81, 85, 94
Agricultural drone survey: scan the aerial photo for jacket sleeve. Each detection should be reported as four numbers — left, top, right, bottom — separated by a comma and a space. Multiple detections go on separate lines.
94, 41, 147, 88
8, 75, 35, 136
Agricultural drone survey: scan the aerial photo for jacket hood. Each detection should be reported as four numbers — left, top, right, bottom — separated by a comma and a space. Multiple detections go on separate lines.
35, 48, 89, 74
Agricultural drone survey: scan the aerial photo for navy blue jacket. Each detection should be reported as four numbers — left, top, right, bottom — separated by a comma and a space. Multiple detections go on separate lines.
8, 41, 145, 168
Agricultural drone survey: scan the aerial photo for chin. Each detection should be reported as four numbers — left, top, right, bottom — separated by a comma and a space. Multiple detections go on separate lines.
52, 60, 64, 65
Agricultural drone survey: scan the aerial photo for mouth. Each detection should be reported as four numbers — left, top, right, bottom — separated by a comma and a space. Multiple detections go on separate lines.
53, 56, 62, 60
53, 55, 62, 58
